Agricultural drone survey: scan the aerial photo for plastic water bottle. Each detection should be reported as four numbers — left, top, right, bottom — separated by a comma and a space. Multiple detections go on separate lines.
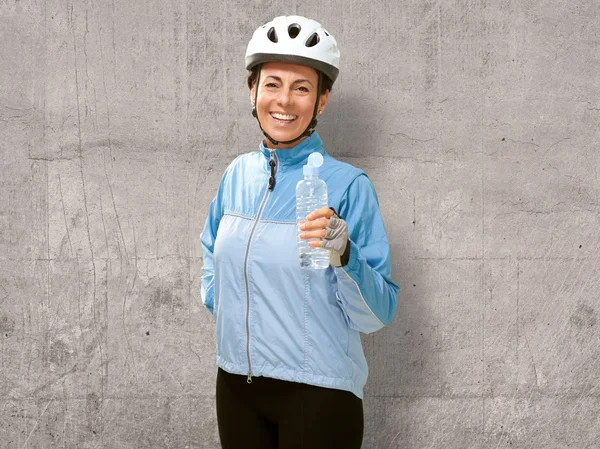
296, 152, 330, 269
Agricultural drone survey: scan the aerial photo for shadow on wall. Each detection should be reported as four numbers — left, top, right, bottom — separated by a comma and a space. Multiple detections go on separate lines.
321, 92, 429, 417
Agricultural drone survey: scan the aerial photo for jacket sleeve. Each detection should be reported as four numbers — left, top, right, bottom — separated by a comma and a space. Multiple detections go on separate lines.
200, 171, 227, 316
333, 174, 400, 334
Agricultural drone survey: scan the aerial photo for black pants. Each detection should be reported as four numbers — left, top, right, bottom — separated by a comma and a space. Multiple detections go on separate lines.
216, 368, 364, 449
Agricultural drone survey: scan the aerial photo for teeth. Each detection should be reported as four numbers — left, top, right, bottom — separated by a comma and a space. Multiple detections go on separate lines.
271, 112, 297, 121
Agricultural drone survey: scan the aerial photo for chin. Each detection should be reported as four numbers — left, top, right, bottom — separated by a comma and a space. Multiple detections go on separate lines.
264, 128, 302, 144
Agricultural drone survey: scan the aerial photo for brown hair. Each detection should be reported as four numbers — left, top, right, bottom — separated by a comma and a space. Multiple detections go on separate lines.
247, 66, 333, 95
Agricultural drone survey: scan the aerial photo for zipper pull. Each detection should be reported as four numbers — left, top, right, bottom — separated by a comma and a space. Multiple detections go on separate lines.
268, 154, 277, 190
247, 373, 253, 384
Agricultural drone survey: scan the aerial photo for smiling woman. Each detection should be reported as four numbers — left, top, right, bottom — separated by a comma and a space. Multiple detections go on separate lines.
249, 62, 329, 149
200, 15, 400, 449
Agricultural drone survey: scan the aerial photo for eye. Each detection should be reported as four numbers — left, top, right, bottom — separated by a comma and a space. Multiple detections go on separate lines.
296, 86, 309, 93
265, 82, 278, 88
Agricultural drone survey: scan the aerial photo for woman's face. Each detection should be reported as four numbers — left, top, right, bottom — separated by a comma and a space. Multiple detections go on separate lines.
251, 61, 329, 149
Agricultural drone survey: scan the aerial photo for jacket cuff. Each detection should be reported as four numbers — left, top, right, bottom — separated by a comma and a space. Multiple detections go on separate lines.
340, 238, 351, 266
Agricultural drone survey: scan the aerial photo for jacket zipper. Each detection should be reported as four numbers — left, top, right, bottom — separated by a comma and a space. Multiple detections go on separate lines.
243, 149, 278, 384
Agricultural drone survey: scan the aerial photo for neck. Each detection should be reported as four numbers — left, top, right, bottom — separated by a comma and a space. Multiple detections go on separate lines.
263, 135, 310, 150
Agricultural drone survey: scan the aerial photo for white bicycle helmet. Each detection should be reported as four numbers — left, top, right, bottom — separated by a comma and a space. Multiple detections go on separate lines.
245, 16, 340, 83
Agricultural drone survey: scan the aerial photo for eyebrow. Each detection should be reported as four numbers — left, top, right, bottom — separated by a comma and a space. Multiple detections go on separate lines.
264, 75, 314, 87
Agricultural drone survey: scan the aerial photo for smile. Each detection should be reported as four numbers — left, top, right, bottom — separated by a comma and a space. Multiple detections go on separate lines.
270, 112, 298, 122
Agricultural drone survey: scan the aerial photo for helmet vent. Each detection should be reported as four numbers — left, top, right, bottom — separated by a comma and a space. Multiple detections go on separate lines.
288, 23, 301, 39
323, 29, 330, 36
267, 27, 278, 43
306, 32, 320, 47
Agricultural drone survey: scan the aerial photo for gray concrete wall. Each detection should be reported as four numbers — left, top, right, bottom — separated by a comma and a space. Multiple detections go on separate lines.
1, 0, 599, 447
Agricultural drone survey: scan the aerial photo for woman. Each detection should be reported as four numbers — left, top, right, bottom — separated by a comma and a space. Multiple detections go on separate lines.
201, 15, 400, 449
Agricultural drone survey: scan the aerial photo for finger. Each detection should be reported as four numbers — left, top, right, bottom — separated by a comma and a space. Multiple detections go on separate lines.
308, 240, 323, 248
300, 229, 327, 240
299, 218, 329, 231
306, 207, 334, 221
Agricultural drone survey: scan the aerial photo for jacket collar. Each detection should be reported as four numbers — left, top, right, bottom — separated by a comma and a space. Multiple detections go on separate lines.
259, 132, 325, 171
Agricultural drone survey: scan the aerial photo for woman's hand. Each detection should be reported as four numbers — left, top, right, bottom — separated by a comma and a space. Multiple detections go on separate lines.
299, 207, 349, 266
298, 207, 334, 247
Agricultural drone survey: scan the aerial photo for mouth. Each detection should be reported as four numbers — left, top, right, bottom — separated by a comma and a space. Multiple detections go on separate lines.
270, 112, 298, 123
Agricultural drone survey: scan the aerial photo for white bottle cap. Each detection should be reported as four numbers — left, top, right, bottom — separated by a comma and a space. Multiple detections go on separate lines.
304, 152, 324, 176
308, 152, 323, 167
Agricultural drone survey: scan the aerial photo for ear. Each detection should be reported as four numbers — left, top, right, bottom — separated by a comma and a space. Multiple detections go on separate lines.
250, 84, 256, 106
318, 89, 330, 114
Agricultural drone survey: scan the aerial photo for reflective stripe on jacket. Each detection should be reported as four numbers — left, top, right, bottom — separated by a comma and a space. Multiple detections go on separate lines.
200, 132, 400, 398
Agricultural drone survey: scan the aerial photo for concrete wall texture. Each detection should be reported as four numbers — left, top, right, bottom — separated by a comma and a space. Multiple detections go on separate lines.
1, 0, 599, 447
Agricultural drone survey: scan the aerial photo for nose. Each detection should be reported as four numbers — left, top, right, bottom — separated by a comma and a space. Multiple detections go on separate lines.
276, 88, 292, 107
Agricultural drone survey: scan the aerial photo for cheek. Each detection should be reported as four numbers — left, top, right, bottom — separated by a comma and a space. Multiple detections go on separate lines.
298, 99, 317, 121
256, 96, 270, 116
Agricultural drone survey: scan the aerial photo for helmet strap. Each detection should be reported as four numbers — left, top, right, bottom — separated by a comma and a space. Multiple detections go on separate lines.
252, 68, 322, 147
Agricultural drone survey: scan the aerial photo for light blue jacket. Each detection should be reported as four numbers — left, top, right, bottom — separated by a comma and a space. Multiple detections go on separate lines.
200, 132, 400, 399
